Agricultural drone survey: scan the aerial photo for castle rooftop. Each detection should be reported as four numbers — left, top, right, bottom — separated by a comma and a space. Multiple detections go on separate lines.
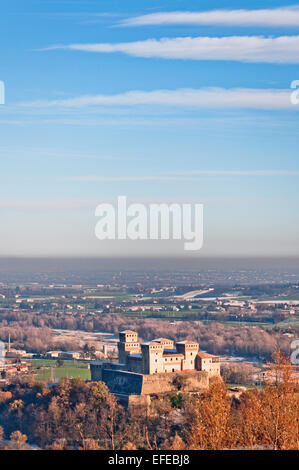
152, 338, 173, 343
162, 348, 183, 356
176, 340, 198, 345
120, 330, 137, 334
197, 352, 219, 359
141, 341, 162, 346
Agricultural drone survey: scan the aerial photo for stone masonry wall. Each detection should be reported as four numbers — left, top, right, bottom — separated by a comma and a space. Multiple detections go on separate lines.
91, 366, 209, 396
141, 370, 209, 395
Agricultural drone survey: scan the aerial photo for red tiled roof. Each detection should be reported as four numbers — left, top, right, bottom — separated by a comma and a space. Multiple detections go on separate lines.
197, 352, 219, 359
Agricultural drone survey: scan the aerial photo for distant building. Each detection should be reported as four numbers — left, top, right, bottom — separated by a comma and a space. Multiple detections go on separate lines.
45, 351, 60, 358
59, 351, 81, 360
90, 330, 221, 406
5, 348, 27, 358
45, 350, 81, 360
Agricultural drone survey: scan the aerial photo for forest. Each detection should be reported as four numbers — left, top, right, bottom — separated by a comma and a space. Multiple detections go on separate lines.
0, 351, 298, 450
0, 309, 292, 359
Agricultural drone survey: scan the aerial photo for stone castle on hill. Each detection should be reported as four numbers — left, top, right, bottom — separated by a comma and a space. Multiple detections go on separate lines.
90, 330, 220, 406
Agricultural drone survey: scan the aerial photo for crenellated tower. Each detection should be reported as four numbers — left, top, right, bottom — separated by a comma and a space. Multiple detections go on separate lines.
118, 330, 140, 364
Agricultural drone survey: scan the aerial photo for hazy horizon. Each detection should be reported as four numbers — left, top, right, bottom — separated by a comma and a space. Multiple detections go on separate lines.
0, 256, 299, 272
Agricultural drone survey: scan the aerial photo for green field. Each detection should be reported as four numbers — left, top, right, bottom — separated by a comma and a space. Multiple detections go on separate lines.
26, 359, 91, 382
227, 383, 263, 389
123, 309, 207, 320
264, 318, 299, 331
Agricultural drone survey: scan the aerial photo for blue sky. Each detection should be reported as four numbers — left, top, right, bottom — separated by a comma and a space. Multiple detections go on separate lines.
0, 0, 299, 257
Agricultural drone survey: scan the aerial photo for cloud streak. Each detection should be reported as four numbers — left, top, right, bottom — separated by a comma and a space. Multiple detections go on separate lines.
44, 35, 299, 63
120, 7, 299, 27
68, 170, 299, 182
23, 87, 294, 110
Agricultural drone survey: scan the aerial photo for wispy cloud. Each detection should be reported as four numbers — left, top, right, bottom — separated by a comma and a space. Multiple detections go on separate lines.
0, 198, 97, 211
43, 35, 299, 63
179, 170, 299, 176
23, 87, 294, 110
119, 7, 299, 27
67, 170, 299, 182
0, 146, 124, 161
67, 175, 188, 182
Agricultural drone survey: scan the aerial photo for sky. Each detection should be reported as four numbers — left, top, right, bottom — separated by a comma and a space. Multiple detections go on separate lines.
0, 0, 299, 258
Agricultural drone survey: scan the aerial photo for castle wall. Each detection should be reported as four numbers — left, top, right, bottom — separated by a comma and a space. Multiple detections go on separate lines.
127, 356, 143, 374
141, 370, 209, 395
90, 362, 104, 381
162, 360, 182, 373
92, 367, 209, 396
102, 369, 144, 395
90, 362, 126, 381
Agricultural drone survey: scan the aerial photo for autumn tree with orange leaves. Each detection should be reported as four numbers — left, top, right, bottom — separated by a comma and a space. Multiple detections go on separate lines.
175, 350, 299, 450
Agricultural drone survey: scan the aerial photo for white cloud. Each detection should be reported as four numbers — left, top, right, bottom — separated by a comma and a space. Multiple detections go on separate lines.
68, 170, 299, 182
120, 7, 299, 27
67, 175, 187, 182
45, 35, 299, 63
24, 87, 294, 110
179, 170, 299, 176
0, 198, 97, 211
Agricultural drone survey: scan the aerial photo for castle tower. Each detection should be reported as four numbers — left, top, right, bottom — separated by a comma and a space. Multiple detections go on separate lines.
176, 340, 199, 370
118, 330, 140, 364
195, 352, 220, 377
141, 341, 164, 374
152, 338, 174, 350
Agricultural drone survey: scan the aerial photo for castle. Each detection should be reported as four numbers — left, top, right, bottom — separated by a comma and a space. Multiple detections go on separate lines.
90, 330, 220, 405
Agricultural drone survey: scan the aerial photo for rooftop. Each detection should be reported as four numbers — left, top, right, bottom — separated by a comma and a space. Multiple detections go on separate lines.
152, 338, 173, 343
197, 352, 219, 359
141, 341, 163, 347
176, 340, 198, 345
119, 330, 137, 334
163, 348, 183, 355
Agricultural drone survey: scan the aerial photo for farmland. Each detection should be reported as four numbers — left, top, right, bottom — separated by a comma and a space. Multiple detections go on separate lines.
26, 359, 91, 382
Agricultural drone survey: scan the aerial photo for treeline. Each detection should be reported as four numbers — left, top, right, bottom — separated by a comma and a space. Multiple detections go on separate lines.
0, 326, 79, 353
0, 352, 298, 450
0, 310, 292, 358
